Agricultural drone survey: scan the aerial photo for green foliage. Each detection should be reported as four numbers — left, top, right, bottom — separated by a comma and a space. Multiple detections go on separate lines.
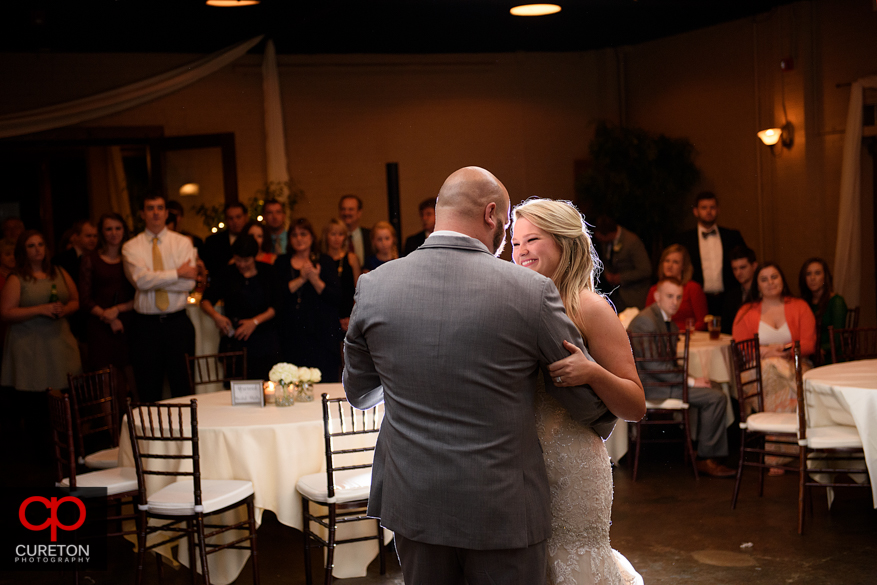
192, 180, 303, 230
576, 120, 700, 255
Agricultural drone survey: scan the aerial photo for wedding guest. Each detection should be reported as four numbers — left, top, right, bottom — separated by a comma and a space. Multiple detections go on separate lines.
2, 217, 25, 245
675, 191, 748, 316
166, 200, 204, 250
0, 231, 82, 457
263, 199, 288, 255
645, 244, 708, 331
276, 218, 342, 382
733, 262, 816, 470
201, 202, 249, 277
0, 239, 15, 290
321, 218, 360, 331
122, 193, 198, 401
363, 221, 398, 272
721, 246, 758, 334
339, 195, 371, 265
244, 221, 277, 265
799, 258, 847, 364
78, 212, 137, 400
53, 219, 98, 286
403, 198, 436, 256
200, 235, 280, 380
592, 215, 651, 311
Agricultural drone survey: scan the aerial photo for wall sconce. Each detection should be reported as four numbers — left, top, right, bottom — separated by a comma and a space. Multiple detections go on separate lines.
510, 4, 561, 16
179, 183, 200, 197
757, 122, 794, 149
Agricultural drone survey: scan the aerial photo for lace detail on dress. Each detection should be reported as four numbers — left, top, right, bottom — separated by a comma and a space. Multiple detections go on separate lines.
536, 381, 640, 585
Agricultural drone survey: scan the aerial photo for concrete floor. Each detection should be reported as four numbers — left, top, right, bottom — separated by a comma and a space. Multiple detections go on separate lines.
4, 441, 875, 585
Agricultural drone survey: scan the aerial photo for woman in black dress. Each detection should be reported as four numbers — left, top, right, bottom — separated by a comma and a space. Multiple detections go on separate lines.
78, 212, 136, 399
200, 235, 281, 380
321, 218, 360, 331
276, 218, 342, 382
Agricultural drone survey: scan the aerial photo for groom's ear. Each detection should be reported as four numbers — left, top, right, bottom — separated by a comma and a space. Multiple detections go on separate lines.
484, 202, 497, 228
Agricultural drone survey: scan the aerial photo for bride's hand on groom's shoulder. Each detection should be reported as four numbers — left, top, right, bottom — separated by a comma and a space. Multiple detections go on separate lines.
548, 340, 597, 387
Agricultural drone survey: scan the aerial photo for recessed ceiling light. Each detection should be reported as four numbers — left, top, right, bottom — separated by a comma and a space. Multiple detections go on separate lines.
206, 0, 260, 7
510, 4, 561, 17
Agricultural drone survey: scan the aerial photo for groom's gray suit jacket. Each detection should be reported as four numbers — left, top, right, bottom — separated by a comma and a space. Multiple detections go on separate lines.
343, 234, 616, 551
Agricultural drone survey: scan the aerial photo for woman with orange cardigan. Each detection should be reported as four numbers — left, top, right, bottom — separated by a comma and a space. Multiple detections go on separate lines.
733, 262, 816, 470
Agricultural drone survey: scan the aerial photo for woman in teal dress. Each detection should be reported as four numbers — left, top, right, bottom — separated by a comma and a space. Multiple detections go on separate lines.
799, 257, 847, 364
1, 230, 82, 391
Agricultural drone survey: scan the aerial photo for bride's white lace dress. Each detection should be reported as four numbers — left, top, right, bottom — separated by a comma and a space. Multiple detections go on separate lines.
536, 383, 643, 585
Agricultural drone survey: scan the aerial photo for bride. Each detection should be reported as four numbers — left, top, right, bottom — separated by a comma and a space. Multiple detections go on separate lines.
512, 198, 646, 585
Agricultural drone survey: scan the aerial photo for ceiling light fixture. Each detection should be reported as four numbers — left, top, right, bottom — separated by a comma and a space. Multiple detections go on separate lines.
206, 0, 260, 7
510, 4, 561, 17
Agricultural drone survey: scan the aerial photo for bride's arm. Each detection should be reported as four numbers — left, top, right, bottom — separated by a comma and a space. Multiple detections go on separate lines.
548, 291, 646, 422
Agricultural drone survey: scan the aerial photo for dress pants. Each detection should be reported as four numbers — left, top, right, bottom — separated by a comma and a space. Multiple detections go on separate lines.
130, 310, 195, 402
394, 534, 547, 585
683, 386, 728, 459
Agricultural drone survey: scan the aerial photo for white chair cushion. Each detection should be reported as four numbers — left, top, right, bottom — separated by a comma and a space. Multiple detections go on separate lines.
60, 466, 138, 496
645, 398, 688, 410
84, 447, 120, 469
147, 479, 254, 516
296, 468, 372, 504
743, 412, 798, 434
804, 426, 864, 449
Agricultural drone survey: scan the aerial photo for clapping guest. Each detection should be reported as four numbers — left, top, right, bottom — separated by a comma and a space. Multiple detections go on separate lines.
244, 221, 277, 265
0, 231, 82, 455
733, 262, 816, 471
78, 213, 137, 399
276, 218, 342, 382
200, 235, 280, 380
645, 244, 708, 331
363, 221, 398, 272
321, 218, 360, 331
799, 258, 847, 364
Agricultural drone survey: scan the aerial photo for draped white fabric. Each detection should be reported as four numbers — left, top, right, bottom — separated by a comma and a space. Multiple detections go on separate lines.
261, 39, 291, 194
834, 75, 877, 306
0, 35, 264, 139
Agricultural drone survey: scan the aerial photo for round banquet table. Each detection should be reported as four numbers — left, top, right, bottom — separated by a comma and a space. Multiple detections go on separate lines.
118, 384, 391, 584
803, 359, 877, 507
680, 331, 735, 427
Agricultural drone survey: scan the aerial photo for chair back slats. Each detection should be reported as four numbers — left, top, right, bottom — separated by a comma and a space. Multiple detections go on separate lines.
185, 350, 248, 392
68, 367, 119, 460
47, 389, 78, 487
731, 335, 765, 418
845, 306, 860, 329
829, 326, 877, 363
793, 341, 807, 442
628, 330, 690, 402
321, 393, 382, 498
126, 399, 202, 505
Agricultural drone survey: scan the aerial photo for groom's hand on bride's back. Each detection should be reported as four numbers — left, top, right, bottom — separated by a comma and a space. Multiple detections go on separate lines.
548, 340, 598, 387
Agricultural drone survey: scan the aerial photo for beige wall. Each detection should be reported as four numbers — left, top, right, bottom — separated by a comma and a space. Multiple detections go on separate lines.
0, 0, 874, 320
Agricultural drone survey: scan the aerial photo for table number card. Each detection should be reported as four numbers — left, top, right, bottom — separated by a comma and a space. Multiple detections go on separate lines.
231, 380, 266, 407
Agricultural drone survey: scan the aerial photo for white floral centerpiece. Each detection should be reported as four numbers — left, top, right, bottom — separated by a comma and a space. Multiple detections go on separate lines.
269, 362, 300, 406
296, 367, 321, 402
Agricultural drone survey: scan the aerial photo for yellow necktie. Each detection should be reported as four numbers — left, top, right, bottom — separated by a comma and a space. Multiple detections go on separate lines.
152, 237, 169, 311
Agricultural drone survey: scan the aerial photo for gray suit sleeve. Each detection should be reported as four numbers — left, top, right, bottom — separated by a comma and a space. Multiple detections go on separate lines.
536, 280, 616, 439
342, 278, 384, 409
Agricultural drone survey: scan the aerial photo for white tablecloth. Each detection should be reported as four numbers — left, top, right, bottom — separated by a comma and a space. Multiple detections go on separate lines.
803, 359, 877, 506
679, 332, 735, 427
119, 384, 390, 584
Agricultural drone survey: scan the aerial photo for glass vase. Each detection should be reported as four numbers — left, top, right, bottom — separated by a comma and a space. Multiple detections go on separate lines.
296, 381, 314, 402
275, 382, 295, 407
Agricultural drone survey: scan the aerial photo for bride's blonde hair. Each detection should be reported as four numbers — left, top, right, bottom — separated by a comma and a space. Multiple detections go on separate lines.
512, 198, 601, 330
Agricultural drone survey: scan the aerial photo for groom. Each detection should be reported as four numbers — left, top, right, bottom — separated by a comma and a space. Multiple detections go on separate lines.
343, 166, 616, 584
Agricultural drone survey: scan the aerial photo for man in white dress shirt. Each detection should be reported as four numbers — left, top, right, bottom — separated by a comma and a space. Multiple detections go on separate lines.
339, 194, 372, 266
123, 193, 198, 401
676, 192, 747, 316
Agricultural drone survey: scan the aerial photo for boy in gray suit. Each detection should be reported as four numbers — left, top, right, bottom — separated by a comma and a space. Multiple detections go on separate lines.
343, 167, 615, 584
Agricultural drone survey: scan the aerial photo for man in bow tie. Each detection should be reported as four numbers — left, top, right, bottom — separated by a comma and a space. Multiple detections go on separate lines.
675, 191, 747, 316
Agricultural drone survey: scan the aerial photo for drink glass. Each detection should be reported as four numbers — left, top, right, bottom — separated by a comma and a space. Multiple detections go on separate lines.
685, 318, 696, 333
708, 316, 722, 340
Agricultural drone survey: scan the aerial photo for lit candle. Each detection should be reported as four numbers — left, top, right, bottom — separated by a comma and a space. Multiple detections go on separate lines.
263, 381, 275, 404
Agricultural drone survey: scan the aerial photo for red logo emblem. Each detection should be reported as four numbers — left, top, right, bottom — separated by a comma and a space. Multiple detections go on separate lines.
19, 496, 86, 542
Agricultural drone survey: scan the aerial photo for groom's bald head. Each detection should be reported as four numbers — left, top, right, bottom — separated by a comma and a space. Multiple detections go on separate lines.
434, 167, 510, 254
